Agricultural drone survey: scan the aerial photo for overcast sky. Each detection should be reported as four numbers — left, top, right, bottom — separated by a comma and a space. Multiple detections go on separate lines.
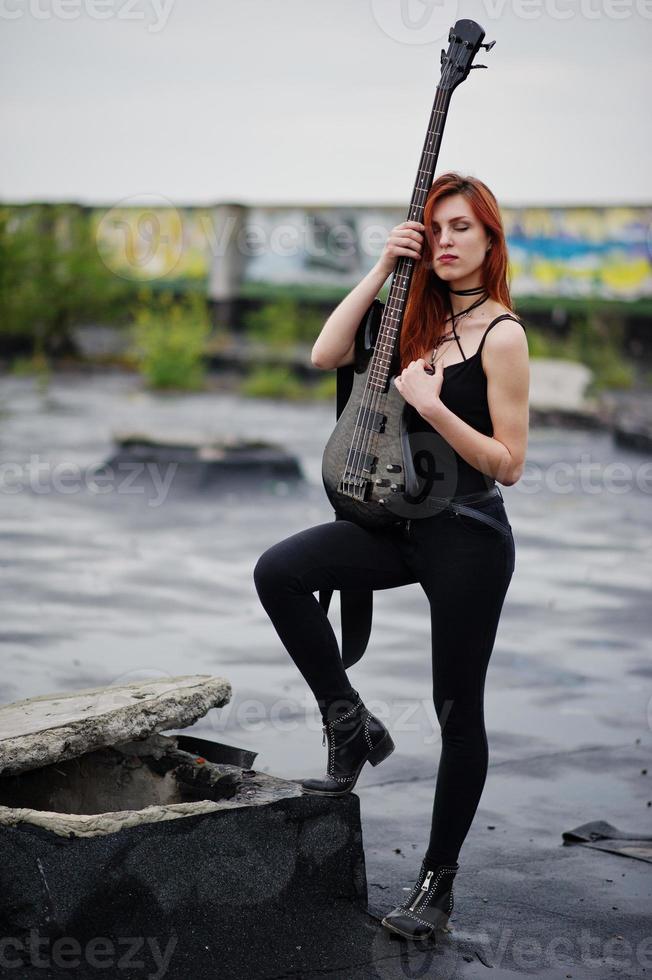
1, 0, 650, 207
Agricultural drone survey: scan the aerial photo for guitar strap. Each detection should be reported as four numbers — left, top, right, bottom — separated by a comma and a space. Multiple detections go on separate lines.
317, 359, 374, 670
317, 299, 384, 670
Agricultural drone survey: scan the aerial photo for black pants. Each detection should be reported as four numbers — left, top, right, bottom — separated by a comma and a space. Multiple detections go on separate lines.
253, 491, 515, 867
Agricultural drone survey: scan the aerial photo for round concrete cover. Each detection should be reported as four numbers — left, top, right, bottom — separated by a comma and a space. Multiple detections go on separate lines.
0, 675, 231, 777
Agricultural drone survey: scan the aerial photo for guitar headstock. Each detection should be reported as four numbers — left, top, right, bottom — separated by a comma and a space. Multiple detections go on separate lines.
439, 20, 495, 91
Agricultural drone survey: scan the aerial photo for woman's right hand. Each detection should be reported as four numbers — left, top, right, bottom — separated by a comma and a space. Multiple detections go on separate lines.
375, 220, 425, 278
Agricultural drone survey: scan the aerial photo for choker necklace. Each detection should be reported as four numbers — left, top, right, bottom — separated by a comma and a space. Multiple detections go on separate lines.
445, 288, 489, 325
448, 285, 486, 295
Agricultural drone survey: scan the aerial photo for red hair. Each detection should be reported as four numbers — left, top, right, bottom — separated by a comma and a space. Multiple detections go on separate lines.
399, 172, 512, 370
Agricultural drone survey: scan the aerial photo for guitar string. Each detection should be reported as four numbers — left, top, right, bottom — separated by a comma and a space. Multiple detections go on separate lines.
346, 86, 450, 499
344, 69, 453, 499
359, 45, 479, 500
353, 53, 463, 495
357, 43, 471, 497
343, 81, 449, 497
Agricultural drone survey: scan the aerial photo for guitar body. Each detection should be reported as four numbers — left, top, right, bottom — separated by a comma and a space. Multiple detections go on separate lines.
322, 304, 418, 530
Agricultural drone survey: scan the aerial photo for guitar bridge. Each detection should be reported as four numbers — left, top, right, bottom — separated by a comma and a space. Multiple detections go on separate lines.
338, 474, 369, 501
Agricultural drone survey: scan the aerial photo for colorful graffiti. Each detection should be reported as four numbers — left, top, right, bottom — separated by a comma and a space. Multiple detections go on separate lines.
503, 207, 652, 300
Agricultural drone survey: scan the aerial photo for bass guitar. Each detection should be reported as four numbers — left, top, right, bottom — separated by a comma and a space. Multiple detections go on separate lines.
321, 19, 494, 530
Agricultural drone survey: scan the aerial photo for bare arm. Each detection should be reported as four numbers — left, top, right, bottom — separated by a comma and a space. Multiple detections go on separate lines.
310, 264, 389, 370
311, 221, 425, 370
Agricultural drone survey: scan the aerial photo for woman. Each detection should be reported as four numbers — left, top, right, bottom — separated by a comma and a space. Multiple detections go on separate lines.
253, 172, 529, 941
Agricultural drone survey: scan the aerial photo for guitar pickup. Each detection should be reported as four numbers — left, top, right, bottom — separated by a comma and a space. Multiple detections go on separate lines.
345, 449, 376, 473
360, 410, 386, 434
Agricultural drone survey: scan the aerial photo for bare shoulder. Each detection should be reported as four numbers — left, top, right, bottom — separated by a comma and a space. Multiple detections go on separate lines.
483, 306, 529, 358
481, 306, 529, 394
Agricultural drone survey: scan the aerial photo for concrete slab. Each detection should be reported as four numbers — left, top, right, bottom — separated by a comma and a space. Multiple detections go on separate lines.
0, 675, 231, 776
528, 357, 595, 413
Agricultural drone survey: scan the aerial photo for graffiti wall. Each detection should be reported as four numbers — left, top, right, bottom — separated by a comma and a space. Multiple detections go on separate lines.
90, 202, 652, 300
503, 207, 652, 300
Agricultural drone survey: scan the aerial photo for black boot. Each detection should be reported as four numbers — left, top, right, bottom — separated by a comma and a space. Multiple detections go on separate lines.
381, 859, 459, 940
300, 693, 395, 796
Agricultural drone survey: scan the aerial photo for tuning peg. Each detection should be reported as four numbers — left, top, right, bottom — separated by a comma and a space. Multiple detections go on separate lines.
470, 64, 487, 70
440, 48, 448, 65
480, 40, 496, 51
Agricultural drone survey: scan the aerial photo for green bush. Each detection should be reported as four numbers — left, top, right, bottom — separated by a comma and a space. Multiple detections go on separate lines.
310, 372, 337, 400
243, 297, 324, 348
0, 204, 134, 357
240, 365, 338, 401
129, 290, 210, 390
525, 312, 635, 392
240, 366, 307, 400
566, 312, 634, 391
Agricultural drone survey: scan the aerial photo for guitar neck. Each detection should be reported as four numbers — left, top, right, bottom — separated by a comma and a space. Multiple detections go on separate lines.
361, 18, 492, 392
368, 86, 453, 391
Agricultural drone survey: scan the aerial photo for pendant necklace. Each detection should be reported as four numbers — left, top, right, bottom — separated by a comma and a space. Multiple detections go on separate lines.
429, 286, 489, 368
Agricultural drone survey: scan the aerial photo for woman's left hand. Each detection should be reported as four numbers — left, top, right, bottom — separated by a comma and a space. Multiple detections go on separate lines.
393, 358, 443, 415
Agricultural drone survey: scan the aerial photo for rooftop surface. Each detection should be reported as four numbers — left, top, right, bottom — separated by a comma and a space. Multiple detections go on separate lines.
1, 370, 650, 979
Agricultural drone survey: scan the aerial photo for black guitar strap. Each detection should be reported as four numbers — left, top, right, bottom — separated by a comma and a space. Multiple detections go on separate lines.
317, 300, 384, 670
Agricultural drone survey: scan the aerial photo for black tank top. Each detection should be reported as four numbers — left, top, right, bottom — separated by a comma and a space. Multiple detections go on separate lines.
407, 313, 526, 496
